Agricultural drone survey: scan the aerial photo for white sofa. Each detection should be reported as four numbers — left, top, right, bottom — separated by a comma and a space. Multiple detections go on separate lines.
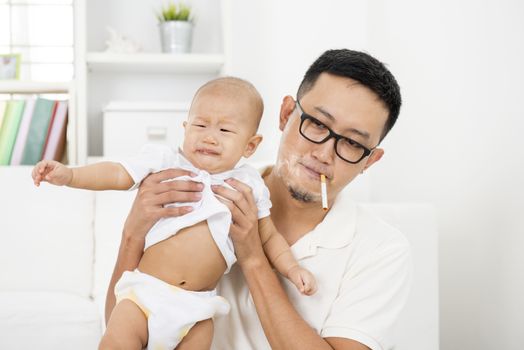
0, 166, 439, 350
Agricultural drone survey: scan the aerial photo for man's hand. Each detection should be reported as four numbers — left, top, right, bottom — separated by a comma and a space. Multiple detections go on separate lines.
32, 160, 72, 187
287, 265, 318, 296
212, 178, 266, 266
123, 168, 204, 241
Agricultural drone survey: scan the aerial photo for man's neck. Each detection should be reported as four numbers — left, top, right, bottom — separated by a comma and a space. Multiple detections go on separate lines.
263, 166, 329, 246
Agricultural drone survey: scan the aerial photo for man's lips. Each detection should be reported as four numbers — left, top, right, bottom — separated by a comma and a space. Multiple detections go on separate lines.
299, 162, 332, 180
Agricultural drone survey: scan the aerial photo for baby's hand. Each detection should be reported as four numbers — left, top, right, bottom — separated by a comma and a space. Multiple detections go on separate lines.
287, 265, 317, 296
32, 160, 72, 187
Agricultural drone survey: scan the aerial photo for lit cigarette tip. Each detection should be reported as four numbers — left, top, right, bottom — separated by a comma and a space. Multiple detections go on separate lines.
320, 174, 328, 210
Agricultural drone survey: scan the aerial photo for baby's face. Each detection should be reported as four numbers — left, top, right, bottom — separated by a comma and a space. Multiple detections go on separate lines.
182, 92, 261, 174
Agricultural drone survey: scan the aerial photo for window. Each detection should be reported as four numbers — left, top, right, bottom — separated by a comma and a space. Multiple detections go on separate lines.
0, 0, 74, 82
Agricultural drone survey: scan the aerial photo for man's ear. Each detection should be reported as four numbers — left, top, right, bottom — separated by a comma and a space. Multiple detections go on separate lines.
243, 134, 263, 158
279, 95, 296, 131
183, 121, 187, 129
362, 148, 384, 172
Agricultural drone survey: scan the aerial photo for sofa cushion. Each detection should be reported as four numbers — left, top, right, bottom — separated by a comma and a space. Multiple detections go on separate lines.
0, 167, 94, 297
0, 291, 101, 349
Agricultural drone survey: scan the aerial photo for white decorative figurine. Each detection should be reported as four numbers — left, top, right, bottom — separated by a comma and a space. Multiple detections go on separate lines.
104, 26, 142, 53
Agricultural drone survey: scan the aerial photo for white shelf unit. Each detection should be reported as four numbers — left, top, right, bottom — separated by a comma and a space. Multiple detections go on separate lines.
102, 101, 190, 157
72, 0, 232, 161
0, 81, 72, 94
86, 52, 225, 74
0, 81, 78, 165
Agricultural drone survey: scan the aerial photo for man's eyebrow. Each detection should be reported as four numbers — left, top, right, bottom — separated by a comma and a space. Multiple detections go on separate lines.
314, 106, 370, 139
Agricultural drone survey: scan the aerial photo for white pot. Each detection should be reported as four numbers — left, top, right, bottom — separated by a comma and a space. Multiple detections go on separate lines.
159, 21, 193, 53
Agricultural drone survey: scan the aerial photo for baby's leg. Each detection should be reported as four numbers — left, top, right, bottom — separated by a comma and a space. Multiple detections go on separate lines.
99, 299, 148, 350
176, 318, 214, 350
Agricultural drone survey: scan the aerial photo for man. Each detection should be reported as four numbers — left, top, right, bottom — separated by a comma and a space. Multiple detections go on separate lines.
106, 49, 412, 350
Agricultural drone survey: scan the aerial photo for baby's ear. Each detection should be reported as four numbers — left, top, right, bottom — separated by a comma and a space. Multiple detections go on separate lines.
183, 121, 187, 129
243, 134, 263, 158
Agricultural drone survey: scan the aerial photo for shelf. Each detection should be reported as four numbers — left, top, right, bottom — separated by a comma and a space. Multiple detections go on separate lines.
0, 81, 72, 94
86, 52, 225, 74
103, 100, 190, 113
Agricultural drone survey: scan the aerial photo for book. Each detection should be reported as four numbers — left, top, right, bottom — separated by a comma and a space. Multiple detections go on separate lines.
42, 100, 68, 161
21, 98, 56, 165
10, 98, 36, 165
40, 101, 59, 160
0, 100, 25, 165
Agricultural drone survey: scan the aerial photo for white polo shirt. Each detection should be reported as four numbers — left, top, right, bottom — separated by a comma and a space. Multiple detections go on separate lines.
212, 184, 412, 350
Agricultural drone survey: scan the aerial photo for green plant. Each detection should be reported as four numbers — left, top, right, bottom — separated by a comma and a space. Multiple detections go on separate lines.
157, 2, 192, 22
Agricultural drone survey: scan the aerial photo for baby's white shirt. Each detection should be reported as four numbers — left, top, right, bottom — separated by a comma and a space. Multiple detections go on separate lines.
120, 144, 271, 272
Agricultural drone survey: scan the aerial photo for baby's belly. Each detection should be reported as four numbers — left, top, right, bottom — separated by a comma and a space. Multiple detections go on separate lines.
138, 220, 227, 292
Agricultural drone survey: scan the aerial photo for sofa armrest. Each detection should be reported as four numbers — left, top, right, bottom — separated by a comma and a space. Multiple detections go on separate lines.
0, 167, 95, 298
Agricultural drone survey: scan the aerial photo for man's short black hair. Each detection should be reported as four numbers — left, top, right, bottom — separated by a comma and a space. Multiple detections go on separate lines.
298, 49, 402, 141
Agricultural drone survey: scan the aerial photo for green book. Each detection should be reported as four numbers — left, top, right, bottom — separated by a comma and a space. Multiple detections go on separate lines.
0, 101, 7, 129
21, 98, 56, 165
0, 100, 25, 165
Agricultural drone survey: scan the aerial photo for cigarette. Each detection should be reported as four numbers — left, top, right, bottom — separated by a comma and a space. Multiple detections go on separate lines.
320, 174, 328, 210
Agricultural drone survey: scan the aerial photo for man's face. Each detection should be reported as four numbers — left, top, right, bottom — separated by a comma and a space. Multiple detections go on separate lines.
275, 73, 389, 203
182, 91, 261, 174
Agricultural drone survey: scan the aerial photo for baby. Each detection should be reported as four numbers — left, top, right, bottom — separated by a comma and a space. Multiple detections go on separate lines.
32, 77, 316, 350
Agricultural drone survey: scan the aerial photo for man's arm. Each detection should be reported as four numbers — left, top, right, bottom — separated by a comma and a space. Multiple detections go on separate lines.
104, 226, 145, 322
104, 168, 203, 323
241, 253, 369, 350
213, 179, 369, 350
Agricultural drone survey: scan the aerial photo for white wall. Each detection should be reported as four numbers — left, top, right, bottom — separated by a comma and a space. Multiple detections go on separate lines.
228, 0, 369, 164
366, 1, 524, 349
230, 0, 524, 349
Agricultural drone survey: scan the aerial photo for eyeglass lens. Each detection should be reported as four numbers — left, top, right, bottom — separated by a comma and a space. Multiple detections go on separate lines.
300, 116, 367, 163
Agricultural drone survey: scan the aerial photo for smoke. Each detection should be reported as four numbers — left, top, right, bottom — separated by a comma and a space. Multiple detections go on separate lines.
273, 149, 321, 203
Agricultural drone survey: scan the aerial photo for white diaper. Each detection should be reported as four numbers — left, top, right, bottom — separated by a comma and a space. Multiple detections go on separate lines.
115, 270, 230, 350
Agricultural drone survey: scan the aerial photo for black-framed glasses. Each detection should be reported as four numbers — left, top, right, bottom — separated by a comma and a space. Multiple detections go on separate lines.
296, 99, 374, 164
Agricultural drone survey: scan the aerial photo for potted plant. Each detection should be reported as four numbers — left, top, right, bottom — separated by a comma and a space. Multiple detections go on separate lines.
157, 2, 193, 53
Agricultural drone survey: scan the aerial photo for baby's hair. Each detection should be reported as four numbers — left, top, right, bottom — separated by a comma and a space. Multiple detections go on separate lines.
191, 76, 264, 131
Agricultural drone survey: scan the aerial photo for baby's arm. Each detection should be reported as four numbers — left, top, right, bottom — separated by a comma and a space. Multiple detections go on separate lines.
32, 159, 134, 191
258, 217, 317, 296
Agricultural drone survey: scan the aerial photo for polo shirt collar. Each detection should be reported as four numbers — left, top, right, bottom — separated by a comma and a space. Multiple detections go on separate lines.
259, 165, 357, 260
291, 193, 357, 260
